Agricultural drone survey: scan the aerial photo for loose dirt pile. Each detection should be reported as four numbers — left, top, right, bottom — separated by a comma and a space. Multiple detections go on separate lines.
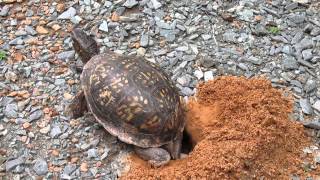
122, 76, 314, 179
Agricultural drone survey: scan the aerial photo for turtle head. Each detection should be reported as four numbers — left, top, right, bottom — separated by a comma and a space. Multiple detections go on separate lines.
71, 28, 99, 64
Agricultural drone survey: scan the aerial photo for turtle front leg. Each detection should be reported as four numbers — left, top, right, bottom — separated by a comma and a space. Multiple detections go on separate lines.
134, 147, 171, 168
66, 90, 88, 119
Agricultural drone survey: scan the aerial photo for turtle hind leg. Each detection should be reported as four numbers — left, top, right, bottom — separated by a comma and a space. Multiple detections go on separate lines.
66, 90, 87, 119
134, 147, 171, 168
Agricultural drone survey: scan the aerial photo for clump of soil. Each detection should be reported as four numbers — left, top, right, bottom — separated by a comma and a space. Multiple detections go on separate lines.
122, 76, 314, 179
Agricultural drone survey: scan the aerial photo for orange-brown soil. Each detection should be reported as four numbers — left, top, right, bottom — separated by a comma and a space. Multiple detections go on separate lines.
122, 76, 317, 180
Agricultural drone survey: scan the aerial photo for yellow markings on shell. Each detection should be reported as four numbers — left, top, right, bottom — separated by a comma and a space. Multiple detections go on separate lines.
134, 107, 142, 113
99, 90, 111, 98
147, 116, 159, 125
100, 73, 107, 78
143, 99, 148, 105
126, 113, 134, 122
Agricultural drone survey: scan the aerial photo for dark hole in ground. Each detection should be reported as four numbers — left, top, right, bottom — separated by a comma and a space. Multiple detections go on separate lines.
181, 130, 195, 154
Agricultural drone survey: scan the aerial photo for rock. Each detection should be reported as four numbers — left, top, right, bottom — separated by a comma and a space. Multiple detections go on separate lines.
282, 45, 293, 55
289, 14, 305, 24
33, 159, 48, 175
313, 100, 320, 112
52, 24, 61, 31
304, 79, 317, 93
36, 26, 49, 34
58, 7, 77, 20
99, 21, 109, 32
181, 87, 194, 96
123, 0, 138, 8
55, 79, 66, 86
300, 99, 313, 115
223, 31, 238, 43
303, 121, 320, 130
9, 37, 24, 45
194, 70, 204, 80
25, 26, 37, 35
200, 57, 215, 68
302, 49, 313, 61
248, 56, 263, 65
282, 56, 298, 70
40, 125, 51, 134
237, 9, 254, 22
0, 5, 10, 17
50, 126, 62, 138
295, 37, 313, 51
87, 148, 98, 159
57, 51, 75, 60
204, 71, 214, 82
177, 75, 191, 86
292, 0, 309, 3
80, 162, 88, 172
29, 110, 43, 122
6, 157, 24, 172
71, 16, 83, 24
201, 34, 211, 40
63, 164, 77, 175
137, 47, 146, 56
150, 0, 162, 9
140, 33, 149, 47
4, 103, 18, 118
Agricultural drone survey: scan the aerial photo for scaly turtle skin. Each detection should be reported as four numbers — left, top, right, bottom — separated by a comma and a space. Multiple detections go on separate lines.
67, 28, 186, 167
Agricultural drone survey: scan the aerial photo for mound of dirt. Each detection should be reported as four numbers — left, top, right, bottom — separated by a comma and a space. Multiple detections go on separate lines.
122, 76, 314, 179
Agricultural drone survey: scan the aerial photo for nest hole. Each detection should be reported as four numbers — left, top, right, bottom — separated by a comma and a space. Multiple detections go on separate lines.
181, 129, 197, 154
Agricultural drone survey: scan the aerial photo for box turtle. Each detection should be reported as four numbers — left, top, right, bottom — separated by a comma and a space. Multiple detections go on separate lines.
67, 28, 186, 167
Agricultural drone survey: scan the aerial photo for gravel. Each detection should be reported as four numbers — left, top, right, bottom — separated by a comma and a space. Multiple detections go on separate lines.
1, 0, 320, 179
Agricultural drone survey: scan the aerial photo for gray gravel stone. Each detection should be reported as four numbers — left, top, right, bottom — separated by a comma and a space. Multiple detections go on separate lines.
123, 0, 138, 8
4, 103, 18, 118
29, 110, 43, 122
304, 79, 317, 93
25, 26, 37, 36
295, 37, 313, 51
150, 0, 162, 9
300, 99, 313, 115
57, 51, 75, 60
282, 56, 299, 70
313, 100, 320, 112
99, 21, 109, 32
140, 33, 149, 47
248, 56, 263, 65
55, 79, 66, 86
50, 126, 62, 138
303, 121, 320, 130
0, 5, 10, 17
6, 157, 25, 172
204, 71, 214, 82
9, 37, 24, 45
58, 7, 77, 20
194, 70, 204, 80
87, 148, 99, 159
33, 159, 48, 175
302, 49, 313, 61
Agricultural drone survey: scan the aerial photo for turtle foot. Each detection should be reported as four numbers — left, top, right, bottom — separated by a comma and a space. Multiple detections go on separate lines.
134, 147, 171, 168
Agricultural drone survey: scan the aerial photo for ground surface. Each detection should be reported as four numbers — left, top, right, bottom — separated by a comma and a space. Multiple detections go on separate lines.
0, 0, 320, 179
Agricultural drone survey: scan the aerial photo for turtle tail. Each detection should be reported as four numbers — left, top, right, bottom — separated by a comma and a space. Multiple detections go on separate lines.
71, 28, 99, 64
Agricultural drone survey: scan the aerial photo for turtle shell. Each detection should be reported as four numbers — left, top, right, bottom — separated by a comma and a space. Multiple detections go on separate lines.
81, 52, 185, 148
